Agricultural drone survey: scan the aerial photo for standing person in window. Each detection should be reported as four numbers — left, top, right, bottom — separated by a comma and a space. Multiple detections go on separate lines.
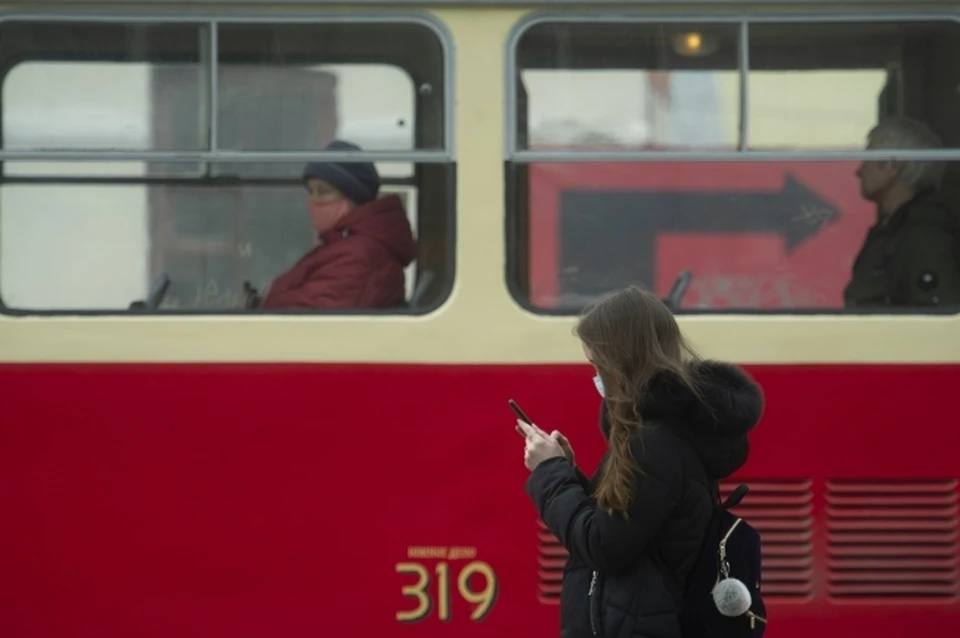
517, 286, 764, 638
845, 117, 960, 308
259, 140, 417, 310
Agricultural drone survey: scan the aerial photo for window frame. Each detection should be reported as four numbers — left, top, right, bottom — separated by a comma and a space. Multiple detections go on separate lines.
504, 11, 960, 316
0, 11, 457, 317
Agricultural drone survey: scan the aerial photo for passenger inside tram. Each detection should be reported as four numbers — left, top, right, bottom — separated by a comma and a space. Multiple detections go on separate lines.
845, 118, 960, 308
247, 139, 418, 310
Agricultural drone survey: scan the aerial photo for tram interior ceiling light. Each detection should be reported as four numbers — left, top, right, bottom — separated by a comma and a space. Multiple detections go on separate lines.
670, 31, 720, 58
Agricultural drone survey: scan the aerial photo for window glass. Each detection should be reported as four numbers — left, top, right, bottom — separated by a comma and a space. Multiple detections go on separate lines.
0, 165, 425, 311
314, 64, 416, 159
0, 20, 453, 313
518, 160, 869, 310
509, 19, 960, 313
2, 179, 151, 310
748, 70, 887, 149
515, 23, 739, 150
4, 61, 204, 178
0, 23, 205, 152
6, 61, 416, 179
216, 22, 444, 151
744, 22, 955, 150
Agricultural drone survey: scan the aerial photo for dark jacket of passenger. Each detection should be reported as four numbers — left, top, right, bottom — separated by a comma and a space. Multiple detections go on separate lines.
261, 195, 417, 309
844, 189, 960, 308
525, 361, 764, 638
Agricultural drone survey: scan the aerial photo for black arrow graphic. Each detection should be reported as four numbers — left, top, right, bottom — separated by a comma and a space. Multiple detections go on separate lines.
556, 173, 841, 305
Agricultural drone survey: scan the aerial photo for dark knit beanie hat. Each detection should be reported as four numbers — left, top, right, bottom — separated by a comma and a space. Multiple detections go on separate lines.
302, 140, 381, 205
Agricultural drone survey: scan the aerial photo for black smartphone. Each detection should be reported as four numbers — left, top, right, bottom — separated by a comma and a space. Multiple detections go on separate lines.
508, 399, 532, 424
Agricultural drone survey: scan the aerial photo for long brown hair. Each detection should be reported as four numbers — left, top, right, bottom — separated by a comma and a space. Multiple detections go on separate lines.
574, 285, 701, 516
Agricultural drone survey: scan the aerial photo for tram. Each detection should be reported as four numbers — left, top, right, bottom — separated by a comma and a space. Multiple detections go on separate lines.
1, 1, 959, 637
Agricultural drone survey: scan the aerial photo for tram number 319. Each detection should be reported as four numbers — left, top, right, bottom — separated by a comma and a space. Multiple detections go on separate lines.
396, 561, 498, 623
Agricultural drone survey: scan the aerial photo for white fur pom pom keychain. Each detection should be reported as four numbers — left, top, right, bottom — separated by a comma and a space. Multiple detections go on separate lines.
712, 577, 753, 617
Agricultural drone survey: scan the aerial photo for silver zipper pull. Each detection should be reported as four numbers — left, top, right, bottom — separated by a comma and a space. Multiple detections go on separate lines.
588, 570, 597, 595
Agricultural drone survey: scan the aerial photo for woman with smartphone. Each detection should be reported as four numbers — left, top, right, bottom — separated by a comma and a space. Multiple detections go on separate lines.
515, 285, 764, 638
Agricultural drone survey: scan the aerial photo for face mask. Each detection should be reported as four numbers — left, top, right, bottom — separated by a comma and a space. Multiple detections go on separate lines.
308, 199, 351, 234
593, 374, 605, 397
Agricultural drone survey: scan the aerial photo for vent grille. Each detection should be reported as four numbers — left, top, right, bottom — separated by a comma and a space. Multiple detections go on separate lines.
537, 519, 565, 604
720, 479, 814, 600
826, 480, 959, 601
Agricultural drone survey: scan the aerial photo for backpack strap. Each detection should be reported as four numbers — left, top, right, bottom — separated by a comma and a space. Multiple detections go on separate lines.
721, 484, 750, 510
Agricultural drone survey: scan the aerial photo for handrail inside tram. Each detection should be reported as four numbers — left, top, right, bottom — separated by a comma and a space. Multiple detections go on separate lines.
129, 273, 171, 312
664, 270, 692, 311
410, 269, 436, 309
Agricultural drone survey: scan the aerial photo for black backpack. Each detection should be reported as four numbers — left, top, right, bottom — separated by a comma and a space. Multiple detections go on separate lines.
678, 483, 767, 637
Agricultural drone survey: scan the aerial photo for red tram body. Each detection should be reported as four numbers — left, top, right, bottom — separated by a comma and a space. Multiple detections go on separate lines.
4, 362, 959, 638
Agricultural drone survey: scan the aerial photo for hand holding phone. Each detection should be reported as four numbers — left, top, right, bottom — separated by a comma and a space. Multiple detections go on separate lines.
509, 399, 549, 439
509, 399, 575, 467
508, 399, 532, 424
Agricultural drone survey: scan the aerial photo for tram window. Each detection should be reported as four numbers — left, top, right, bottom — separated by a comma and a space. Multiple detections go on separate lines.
745, 22, 953, 151
216, 22, 442, 152
0, 22, 205, 153
748, 68, 887, 150
516, 23, 739, 150
0, 19, 453, 313
508, 19, 960, 313
0, 170, 421, 310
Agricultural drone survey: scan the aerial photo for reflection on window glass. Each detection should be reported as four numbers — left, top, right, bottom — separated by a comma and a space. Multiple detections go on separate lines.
1, 181, 151, 310
217, 23, 444, 151
6, 52, 429, 165
745, 21, 923, 150
203, 64, 415, 154
318, 64, 415, 156
0, 23, 204, 152
515, 23, 739, 150
4, 61, 204, 177
7, 62, 157, 151
748, 71, 887, 149
746, 21, 960, 150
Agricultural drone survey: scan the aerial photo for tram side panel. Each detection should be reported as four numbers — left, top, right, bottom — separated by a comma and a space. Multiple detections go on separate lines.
1, 360, 958, 637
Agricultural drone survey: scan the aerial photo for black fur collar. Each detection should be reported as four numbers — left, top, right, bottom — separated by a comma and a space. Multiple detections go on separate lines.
600, 360, 764, 478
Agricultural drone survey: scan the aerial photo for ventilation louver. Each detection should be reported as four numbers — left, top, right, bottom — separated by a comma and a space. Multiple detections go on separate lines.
537, 519, 565, 604
826, 480, 959, 601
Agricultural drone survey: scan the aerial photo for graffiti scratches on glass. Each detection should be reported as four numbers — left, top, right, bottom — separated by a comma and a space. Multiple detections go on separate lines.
687, 274, 833, 309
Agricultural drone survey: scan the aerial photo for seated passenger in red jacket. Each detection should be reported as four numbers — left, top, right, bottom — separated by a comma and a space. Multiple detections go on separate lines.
260, 140, 418, 310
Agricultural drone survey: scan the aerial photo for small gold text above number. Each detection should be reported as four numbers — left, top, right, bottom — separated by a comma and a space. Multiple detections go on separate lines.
395, 561, 498, 623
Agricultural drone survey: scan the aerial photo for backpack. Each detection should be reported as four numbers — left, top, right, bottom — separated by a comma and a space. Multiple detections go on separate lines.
678, 483, 767, 637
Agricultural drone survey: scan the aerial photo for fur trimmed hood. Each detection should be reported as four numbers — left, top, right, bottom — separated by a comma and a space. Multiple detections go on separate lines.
600, 360, 764, 478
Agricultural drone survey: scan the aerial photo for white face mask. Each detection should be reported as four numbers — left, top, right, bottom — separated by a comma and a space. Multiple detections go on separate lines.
593, 374, 605, 397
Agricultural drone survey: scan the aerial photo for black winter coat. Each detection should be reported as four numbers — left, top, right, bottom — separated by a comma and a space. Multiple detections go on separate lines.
525, 361, 764, 638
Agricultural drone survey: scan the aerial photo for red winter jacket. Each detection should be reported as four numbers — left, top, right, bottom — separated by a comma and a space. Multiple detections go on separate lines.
261, 195, 417, 310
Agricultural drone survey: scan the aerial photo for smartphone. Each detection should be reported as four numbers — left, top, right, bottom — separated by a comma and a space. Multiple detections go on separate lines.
508, 399, 533, 424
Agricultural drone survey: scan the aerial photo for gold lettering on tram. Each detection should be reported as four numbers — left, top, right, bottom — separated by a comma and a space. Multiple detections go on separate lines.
396, 546, 498, 623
